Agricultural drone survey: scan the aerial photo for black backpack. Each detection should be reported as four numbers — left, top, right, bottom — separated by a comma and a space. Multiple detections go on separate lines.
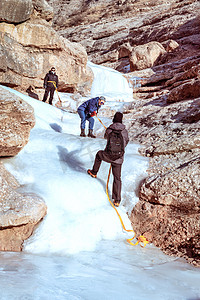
106, 129, 125, 160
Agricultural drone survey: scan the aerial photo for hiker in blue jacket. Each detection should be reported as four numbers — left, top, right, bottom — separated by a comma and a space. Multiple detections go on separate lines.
77, 96, 106, 138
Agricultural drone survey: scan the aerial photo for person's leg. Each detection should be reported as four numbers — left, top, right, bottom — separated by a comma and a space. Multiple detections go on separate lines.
92, 150, 104, 174
111, 163, 122, 202
78, 110, 86, 129
49, 87, 55, 105
88, 150, 104, 178
42, 87, 50, 102
87, 116, 94, 130
87, 115, 96, 138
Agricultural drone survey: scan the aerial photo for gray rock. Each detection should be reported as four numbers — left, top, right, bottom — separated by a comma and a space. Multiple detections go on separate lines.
32, 0, 53, 21
0, 0, 33, 24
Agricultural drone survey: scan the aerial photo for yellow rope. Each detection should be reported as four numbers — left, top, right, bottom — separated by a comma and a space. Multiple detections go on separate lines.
106, 165, 148, 247
47, 81, 62, 107
94, 112, 107, 129
94, 115, 149, 248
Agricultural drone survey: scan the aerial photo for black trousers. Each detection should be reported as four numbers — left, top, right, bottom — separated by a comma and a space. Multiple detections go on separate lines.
42, 86, 55, 104
92, 150, 122, 201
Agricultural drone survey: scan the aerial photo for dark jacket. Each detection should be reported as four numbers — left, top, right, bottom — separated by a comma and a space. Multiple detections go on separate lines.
77, 97, 101, 114
104, 122, 129, 164
44, 71, 58, 89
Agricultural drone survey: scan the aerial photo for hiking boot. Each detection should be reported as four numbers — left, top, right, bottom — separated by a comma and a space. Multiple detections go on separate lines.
113, 200, 120, 207
87, 169, 97, 178
88, 129, 96, 138
80, 128, 86, 137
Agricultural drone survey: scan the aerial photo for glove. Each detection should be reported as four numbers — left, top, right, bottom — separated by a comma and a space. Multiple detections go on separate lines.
90, 111, 96, 117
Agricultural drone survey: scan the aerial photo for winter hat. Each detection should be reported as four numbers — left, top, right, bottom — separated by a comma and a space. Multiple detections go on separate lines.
113, 112, 123, 123
99, 96, 106, 101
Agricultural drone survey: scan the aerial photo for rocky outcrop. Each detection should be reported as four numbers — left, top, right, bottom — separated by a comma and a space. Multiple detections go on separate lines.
0, 0, 33, 24
122, 58, 200, 266
0, 162, 47, 251
130, 152, 200, 266
0, 0, 93, 96
0, 86, 35, 156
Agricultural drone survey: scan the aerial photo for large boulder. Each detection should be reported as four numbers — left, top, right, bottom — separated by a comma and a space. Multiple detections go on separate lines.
0, 162, 47, 251
0, 19, 93, 95
0, 86, 35, 156
129, 42, 166, 71
0, 0, 33, 24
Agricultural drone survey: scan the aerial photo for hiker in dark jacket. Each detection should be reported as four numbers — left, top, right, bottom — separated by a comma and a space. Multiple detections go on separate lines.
87, 112, 129, 207
42, 67, 58, 105
77, 96, 106, 138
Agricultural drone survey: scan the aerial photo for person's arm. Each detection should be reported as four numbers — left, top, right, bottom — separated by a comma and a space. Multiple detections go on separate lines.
104, 127, 111, 139
56, 75, 58, 88
123, 129, 129, 147
44, 73, 48, 88
88, 98, 98, 113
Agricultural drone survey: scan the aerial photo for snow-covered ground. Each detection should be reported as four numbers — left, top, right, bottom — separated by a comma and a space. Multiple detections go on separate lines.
0, 63, 200, 300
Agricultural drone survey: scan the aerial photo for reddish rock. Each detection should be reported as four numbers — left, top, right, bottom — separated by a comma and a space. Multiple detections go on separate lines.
167, 78, 200, 103
0, 86, 35, 157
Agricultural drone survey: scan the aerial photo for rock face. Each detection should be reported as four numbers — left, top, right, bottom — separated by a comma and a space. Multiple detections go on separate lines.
47, 0, 200, 72
0, 86, 35, 156
122, 56, 200, 266
0, 0, 93, 96
0, 161, 47, 251
130, 152, 200, 266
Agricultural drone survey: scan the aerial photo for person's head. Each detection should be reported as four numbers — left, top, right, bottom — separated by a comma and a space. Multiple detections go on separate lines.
98, 96, 106, 106
51, 67, 56, 74
113, 112, 123, 124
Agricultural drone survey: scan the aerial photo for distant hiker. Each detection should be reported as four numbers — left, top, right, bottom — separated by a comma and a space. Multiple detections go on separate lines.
87, 112, 129, 207
42, 67, 58, 105
77, 96, 106, 138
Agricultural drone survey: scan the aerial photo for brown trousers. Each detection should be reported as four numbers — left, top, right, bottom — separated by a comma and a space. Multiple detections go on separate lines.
92, 150, 122, 201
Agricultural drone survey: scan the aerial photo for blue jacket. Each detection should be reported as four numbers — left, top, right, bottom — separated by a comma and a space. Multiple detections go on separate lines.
78, 97, 101, 114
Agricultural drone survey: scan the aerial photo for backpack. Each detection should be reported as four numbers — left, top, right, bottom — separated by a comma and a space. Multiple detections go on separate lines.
106, 129, 125, 160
